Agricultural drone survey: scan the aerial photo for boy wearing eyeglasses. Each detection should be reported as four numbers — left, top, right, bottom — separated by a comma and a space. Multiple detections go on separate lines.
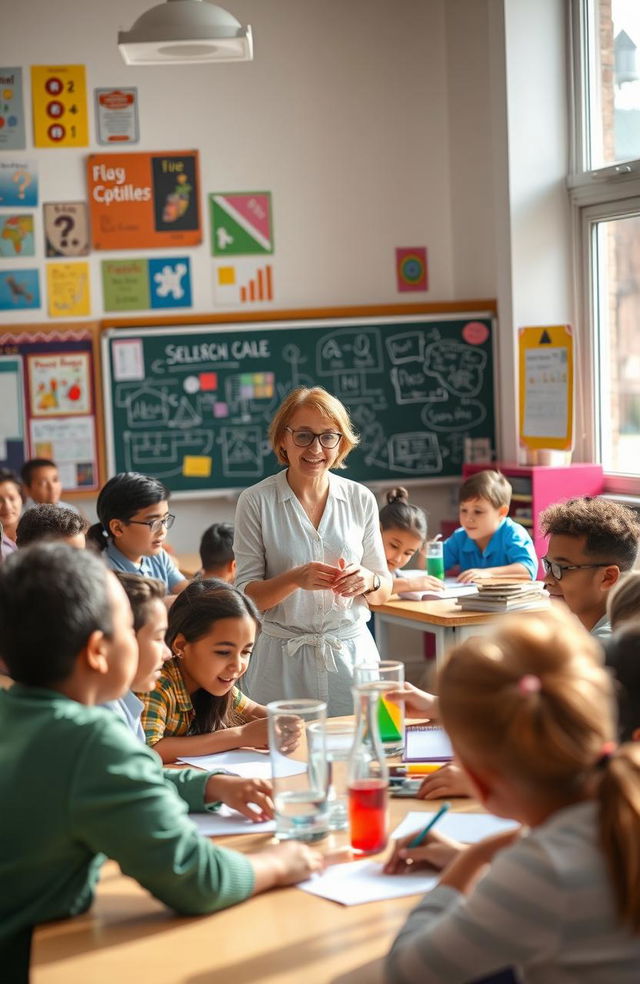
540, 496, 640, 641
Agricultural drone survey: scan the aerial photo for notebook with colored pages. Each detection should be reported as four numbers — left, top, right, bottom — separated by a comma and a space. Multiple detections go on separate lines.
396, 572, 477, 601
403, 724, 453, 763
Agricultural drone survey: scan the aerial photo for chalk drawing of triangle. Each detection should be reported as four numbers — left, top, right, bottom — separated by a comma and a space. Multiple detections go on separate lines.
172, 397, 202, 428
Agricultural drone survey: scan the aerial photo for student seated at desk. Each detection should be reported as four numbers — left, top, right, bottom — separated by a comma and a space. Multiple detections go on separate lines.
199, 521, 236, 582
443, 470, 538, 583
0, 544, 322, 951
20, 457, 79, 513
86, 472, 189, 596
379, 487, 444, 595
15, 503, 88, 549
139, 578, 271, 764
540, 496, 640, 642
109, 571, 273, 820
384, 608, 640, 984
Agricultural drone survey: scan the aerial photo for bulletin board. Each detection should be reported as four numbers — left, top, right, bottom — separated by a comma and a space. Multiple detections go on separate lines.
518, 324, 574, 451
0, 321, 104, 494
102, 310, 497, 496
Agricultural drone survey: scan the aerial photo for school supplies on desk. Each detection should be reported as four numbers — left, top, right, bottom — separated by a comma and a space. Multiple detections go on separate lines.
396, 572, 477, 602
189, 806, 276, 837
456, 581, 549, 613
391, 811, 519, 843
407, 802, 450, 847
403, 724, 453, 763
177, 748, 307, 780
297, 859, 439, 906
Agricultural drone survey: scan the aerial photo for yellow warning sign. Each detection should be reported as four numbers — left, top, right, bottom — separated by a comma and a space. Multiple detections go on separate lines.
518, 324, 573, 450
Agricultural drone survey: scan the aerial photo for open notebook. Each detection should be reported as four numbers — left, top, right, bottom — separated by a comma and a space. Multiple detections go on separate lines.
396, 571, 477, 601
403, 724, 453, 763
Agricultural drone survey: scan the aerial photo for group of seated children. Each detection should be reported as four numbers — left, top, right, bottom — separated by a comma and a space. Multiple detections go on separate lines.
2, 461, 640, 982
0, 458, 79, 559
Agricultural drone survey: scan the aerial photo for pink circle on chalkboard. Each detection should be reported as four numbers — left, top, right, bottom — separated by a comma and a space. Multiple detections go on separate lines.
462, 321, 490, 345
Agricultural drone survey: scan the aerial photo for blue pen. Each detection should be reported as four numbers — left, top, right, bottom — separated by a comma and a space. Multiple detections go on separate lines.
407, 802, 451, 848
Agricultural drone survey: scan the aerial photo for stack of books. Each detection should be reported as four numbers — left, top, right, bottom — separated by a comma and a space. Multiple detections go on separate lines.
455, 580, 549, 612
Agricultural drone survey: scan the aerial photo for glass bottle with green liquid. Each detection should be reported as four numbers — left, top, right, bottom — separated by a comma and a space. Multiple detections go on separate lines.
426, 535, 445, 580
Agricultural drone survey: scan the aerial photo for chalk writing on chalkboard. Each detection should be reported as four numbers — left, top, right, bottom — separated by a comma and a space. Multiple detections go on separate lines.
103, 315, 495, 494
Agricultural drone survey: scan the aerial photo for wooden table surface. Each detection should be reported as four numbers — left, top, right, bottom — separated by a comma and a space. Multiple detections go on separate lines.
30, 746, 480, 984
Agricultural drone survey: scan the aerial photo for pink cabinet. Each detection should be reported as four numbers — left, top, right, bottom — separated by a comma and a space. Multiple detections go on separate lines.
460, 462, 604, 577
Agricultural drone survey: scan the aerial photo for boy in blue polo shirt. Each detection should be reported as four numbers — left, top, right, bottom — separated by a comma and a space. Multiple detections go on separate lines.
444, 470, 537, 582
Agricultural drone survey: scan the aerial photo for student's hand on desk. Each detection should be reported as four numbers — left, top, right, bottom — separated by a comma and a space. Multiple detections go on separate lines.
417, 762, 473, 800
456, 568, 489, 584
385, 682, 439, 719
294, 562, 342, 591
384, 828, 466, 875
250, 841, 324, 892
270, 713, 303, 755
206, 774, 274, 821
235, 716, 270, 750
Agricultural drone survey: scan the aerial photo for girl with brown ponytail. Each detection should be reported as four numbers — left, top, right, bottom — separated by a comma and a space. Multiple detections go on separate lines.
385, 606, 640, 983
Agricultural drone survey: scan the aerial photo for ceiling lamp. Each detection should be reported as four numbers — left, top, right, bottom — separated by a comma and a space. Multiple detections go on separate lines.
118, 0, 253, 66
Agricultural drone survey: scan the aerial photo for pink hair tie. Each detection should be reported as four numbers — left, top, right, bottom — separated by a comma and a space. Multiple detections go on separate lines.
518, 674, 541, 695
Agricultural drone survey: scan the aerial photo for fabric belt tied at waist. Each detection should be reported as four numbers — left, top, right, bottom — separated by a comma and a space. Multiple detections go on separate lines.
260, 622, 363, 674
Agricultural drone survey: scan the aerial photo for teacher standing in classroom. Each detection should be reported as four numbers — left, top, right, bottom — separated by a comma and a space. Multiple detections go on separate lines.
234, 386, 391, 715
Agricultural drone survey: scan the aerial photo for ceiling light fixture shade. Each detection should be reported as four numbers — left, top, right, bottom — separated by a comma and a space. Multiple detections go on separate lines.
118, 0, 253, 66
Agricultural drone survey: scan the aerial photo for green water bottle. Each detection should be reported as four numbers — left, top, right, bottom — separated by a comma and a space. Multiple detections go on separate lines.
426, 537, 445, 580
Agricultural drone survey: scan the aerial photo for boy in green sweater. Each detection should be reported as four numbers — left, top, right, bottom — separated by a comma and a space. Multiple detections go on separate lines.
0, 543, 322, 948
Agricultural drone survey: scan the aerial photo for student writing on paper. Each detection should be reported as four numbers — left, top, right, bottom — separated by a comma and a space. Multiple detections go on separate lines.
540, 496, 640, 642
379, 487, 444, 596
384, 607, 640, 983
86, 472, 189, 596
108, 572, 273, 820
443, 471, 537, 583
0, 544, 323, 950
139, 579, 277, 763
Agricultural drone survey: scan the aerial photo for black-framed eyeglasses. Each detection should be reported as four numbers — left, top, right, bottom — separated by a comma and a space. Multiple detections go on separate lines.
126, 513, 175, 535
541, 556, 613, 581
285, 426, 342, 449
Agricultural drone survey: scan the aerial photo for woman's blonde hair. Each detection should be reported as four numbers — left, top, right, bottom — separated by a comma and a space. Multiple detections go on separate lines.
438, 606, 640, 931
268, 386, 359, 469
607, 570, 640, 631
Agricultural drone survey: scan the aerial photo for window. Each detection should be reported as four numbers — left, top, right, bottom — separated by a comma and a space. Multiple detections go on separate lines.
571, 0, 640, 487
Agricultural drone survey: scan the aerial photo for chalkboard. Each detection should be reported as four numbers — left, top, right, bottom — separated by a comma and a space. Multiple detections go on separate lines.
102, 314, 496, 494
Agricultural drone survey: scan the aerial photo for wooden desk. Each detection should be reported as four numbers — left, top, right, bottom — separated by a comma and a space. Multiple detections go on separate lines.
370, 597, 550, 666
174, 552, 201, 578
31, 793, 479, 984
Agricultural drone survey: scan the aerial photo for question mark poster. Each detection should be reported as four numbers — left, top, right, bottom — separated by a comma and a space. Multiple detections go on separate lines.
44, 202, 89, 257
0, 159, 38, 207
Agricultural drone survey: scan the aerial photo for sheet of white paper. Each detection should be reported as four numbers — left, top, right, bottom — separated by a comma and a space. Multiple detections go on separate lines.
177, 748, 307, 779
188, 805, 276, 837
397, 573, 477, 601
391, 811, 519, 843
297, 859, 438, 906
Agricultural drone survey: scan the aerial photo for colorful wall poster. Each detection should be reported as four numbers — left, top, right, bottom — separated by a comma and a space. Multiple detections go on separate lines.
102, 256, 192, 311
396, 247, 428, 292
0, 215, 35, 257
0, 68, 26, 150
518, 324, 574, 450
31, 65, 88, 148
30, 415, 96, 488
46, 261, 91, 318
95, 88, 139, 145
0, 159, 38, 207
27, 351, 91, 416
0, 270, 40, 310
210, 192, 273, 255
214, 259, 274, 305
43, 202, 90, 257
88, 151, 201, 250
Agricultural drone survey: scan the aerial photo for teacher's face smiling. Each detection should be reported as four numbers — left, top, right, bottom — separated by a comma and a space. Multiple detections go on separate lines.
283, 408, 342, 480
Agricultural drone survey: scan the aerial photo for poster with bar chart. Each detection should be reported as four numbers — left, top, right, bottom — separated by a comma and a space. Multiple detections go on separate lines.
214, 259, 274, 305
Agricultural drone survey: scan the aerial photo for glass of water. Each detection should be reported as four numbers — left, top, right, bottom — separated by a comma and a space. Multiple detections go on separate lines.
353, 660, 405, 757
324, 720, 356, 831
267, 699, 329, 843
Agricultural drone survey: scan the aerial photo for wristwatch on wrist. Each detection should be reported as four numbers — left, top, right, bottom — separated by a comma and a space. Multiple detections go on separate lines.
363, 572, 381, 595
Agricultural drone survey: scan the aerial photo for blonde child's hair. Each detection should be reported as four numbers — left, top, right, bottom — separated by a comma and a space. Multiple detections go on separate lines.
458, 470, 511, 509
607, 571, 640, 631
438, 606, 640, 931
268, 386, 359, 469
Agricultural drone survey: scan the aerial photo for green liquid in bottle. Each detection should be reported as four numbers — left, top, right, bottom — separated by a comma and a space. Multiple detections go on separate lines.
427, 555, 445, 580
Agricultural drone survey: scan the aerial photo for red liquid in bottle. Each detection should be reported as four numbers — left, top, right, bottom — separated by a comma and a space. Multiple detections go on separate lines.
348, 778, 388, 854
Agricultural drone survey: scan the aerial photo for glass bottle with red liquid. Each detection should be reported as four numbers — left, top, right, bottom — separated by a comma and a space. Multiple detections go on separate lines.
348, 681, 389, 854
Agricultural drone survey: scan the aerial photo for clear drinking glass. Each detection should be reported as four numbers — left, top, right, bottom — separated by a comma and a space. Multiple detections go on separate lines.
324, 720, 356, 831
354, 659, 405, 757
426, 539, 445, 580
348, 681, 389, 855
267, 699, 329, 843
